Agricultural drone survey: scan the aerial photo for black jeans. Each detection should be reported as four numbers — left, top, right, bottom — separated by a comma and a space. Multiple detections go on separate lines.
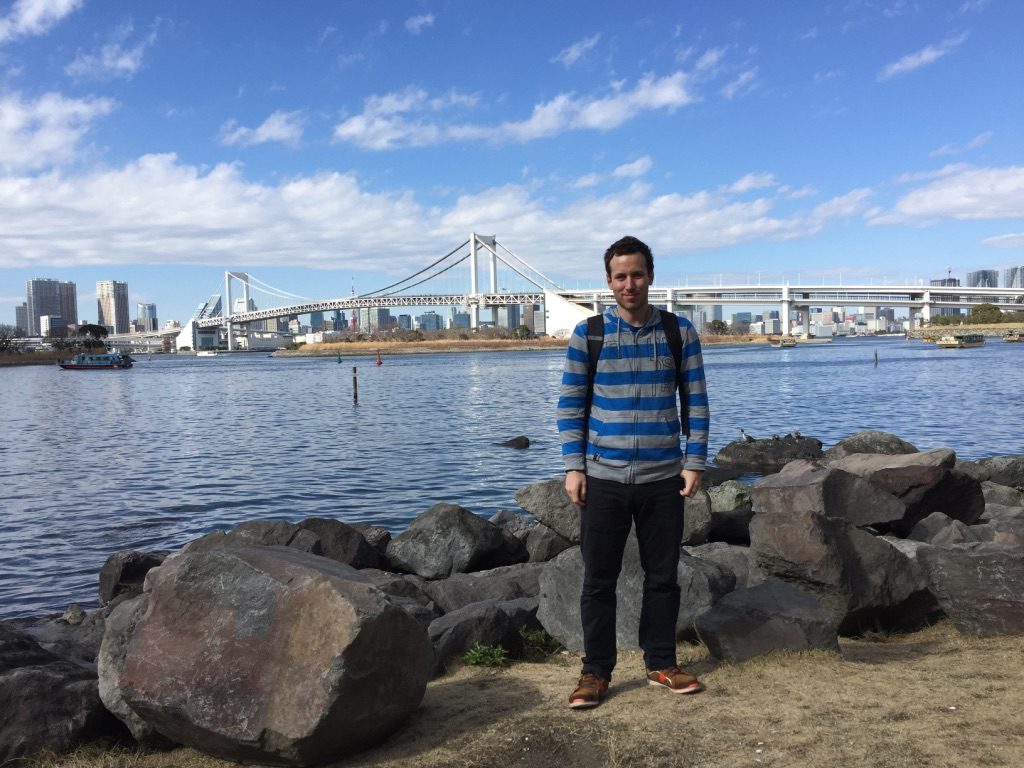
579, 474, 685, 681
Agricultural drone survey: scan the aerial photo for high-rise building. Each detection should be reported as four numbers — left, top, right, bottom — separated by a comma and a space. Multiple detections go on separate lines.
966, 270, 999, 288
96, 281, 130, 334
930, 277, 961, 317
15, 303, 28, 335
1005, 266, 1024, 289
495, 304, 521, 329
309, 311, 325, 331
417, 311, 443, 331
26, 278, 77, 336
136, 303, 158, 331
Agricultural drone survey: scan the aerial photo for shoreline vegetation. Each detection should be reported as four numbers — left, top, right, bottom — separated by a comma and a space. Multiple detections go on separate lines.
34, 621, 1024, 768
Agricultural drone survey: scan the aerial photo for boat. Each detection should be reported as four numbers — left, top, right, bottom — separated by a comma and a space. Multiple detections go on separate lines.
58, 351, 133, 370
196, 350, 219, 357
935, 333, 985, 349
1005, 330, 1022, 343
768, 336, 797, 348
375, 349, 383, 366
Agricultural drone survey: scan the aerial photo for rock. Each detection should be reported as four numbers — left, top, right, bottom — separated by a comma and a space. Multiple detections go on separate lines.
105, 546, 433, 766
909, 512, 984, 546
749, 510, 937, 633
707, 481, 755, 544
916, 543, 1024, 635
981, 504, 1024, 523
981, 481, 1024, 509
976, 455, 1024, 487
350, 523, 391, 558
685, 542, 765, 589
713, 435, 823, 474
99, 550, 169, 605
427, 600, 527, 676
514, 479, 581, 543
694, 579, 840, 663
297, 517, 381, 569
702, 465, 744, 488
416, 563, 544, 614
822, 430, 918, 461
954, 459, 989, 482
183, 519, 321, 554
681, 490, 712, 545
750, 460, 906, 528
386, 503, 525, 579
19, 606, 107, 667
359, 569, 436, 607
495, 435, 530, 448
536, 538, 734, 653
525, 523, 574, 562
489, 509, 535, 541
0, 623, 127, 763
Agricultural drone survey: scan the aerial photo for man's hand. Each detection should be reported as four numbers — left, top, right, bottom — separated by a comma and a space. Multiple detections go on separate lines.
565, 470, 587, 506
680, 469, 702, 497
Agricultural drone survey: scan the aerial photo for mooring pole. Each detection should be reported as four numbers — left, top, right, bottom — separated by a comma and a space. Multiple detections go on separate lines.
353, 366, 358, 403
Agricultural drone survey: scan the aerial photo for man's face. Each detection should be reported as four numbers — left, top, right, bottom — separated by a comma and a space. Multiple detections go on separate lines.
606, 252, 652, 314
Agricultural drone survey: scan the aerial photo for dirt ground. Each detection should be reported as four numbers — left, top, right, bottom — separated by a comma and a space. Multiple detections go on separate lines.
40, 621, 1024, 768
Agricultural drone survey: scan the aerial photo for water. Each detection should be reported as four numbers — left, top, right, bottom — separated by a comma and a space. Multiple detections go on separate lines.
2, 337, 1021, 620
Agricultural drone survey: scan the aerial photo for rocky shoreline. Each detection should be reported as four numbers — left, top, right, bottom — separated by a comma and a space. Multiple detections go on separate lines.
2, 429, 1022, 765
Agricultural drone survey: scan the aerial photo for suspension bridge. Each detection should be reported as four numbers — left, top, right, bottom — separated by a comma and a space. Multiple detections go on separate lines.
106, 233, 1024, 351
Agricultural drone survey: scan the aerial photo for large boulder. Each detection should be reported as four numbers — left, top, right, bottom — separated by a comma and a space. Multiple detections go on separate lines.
514, 479, 581, 543
749, 460, 906, 528
0, 624, 125, 763
749, 510, 937, 633
713, 435, 823, 474
416, 563, 544, 614
694, 578, 839, 663
822, 430, 917, 461
101, 546, 432, 766
975, 455, 1024, 487
981, 481, 1024, 509
296, 517, 381, 569
685, 542, 764, 589
707, 481, 755, 544
427, 600, 528, 676
916, 543, 1024, 636
18, 605, 108, 667
386, 503, 526, 579
536, 538, 734, 653
681, 490, 712, 545
183, 520, 321, 554
525, 523, 574, 562
99, 550, 169, 604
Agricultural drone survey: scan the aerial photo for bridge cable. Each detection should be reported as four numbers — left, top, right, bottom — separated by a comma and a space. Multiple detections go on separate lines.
379, 253, 471, 295
360, 239, 470, 297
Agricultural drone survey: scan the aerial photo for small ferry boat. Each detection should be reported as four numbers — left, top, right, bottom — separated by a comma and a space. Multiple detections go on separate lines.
768, 336, 797, 348
1005, 330, 1022, 343
58, 351, 133, 370
196, 350, 219, 357
936, 333, 985, 349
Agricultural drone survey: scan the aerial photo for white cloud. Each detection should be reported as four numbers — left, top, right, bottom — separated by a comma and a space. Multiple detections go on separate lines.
220, 110, 305, 148
694, 48, 725, 72
982, 233, 1024, 249
333, 73, 696, 149
571, 172, 601, 189
721, 67, 757, 100
728, 173, 776, 194
0, 91, 114, 172
877, 33, 968, 81
552, 33, 600, 68
894, 162, 973, 183
869, 165, 1024, 224
930, 130, 993, 157
404, 14, 434, 35
612, 156, 653, 179
0, 0, 81, 44
65, 21, 158, 81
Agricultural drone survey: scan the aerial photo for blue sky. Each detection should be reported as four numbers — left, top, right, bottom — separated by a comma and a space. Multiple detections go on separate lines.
1, 0, 1022, 325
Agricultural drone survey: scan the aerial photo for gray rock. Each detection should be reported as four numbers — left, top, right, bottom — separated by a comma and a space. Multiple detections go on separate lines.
685, 542, 765, 589
681, 489, 712, 545
514, 478, 581, 543
976, 455, 1024, 487
750, 460, 906, 528
707, 481, 755, 544
694, 578, 840, 663
427, 600, 525, 676
525, 523, 574, 562
183, 519, 321, 555
0, 623, 126, 763
749, 510, 938, 633
297, 517, 381, 569
981, 481, 1024, 509
104, 546, 433, 766
350, 523, 391, 558
714, 435, 824, 474
98, 550, 168, 605
489, 509, 536, 541
954, 459, 989, 482
416, 563, 544, 614
386, 503, 525, 579
19, 606, 108, 667
822, 430, 918, 461
917, 543, 1024, 635
536, 538, 734, 654
495, 435, 530, 448
980, 503, 1024, 523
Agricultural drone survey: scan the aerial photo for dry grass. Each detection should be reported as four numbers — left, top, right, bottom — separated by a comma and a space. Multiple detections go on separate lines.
30, 621, 1024, 768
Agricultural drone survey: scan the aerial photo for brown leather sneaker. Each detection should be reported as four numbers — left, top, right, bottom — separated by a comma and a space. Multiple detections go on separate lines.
569, 672, 609, 709
647, 666, 704, 694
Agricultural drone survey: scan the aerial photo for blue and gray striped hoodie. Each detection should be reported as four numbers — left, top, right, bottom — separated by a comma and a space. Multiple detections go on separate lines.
557, 307, 710, 484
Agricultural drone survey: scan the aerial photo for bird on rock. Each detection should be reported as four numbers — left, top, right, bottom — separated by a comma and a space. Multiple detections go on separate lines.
740, 428, 755, 443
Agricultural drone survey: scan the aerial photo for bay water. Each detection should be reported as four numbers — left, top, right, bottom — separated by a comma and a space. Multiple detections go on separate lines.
2, 336, 1021, 620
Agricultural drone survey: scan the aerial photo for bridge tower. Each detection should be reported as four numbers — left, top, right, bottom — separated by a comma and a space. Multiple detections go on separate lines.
224, 271, 251, 351
468, 233, 497, 329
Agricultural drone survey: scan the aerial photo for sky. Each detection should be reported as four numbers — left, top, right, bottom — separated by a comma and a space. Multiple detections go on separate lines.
1, 0, 1022, 326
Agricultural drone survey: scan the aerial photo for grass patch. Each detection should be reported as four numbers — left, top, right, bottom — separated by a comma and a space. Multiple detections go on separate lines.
462, 642, 509, 667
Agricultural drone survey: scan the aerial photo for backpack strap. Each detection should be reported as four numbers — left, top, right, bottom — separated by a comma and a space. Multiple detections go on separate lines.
583, 314, 605, 451
659, 310, 690, 438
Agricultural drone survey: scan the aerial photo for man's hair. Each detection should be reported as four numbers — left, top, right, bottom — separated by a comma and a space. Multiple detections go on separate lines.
604, 235, 654, 277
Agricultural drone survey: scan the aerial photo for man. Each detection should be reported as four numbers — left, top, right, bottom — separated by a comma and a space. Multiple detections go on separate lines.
556, 235, 710, 709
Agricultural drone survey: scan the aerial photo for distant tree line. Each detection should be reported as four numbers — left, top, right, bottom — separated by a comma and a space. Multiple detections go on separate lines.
929, 303, 1024, 326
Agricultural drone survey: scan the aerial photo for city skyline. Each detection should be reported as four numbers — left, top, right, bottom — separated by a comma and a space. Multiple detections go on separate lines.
1, 1, 1022, 324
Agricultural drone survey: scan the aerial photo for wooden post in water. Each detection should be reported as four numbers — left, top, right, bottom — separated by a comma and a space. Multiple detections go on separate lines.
353, 366, 358, 403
